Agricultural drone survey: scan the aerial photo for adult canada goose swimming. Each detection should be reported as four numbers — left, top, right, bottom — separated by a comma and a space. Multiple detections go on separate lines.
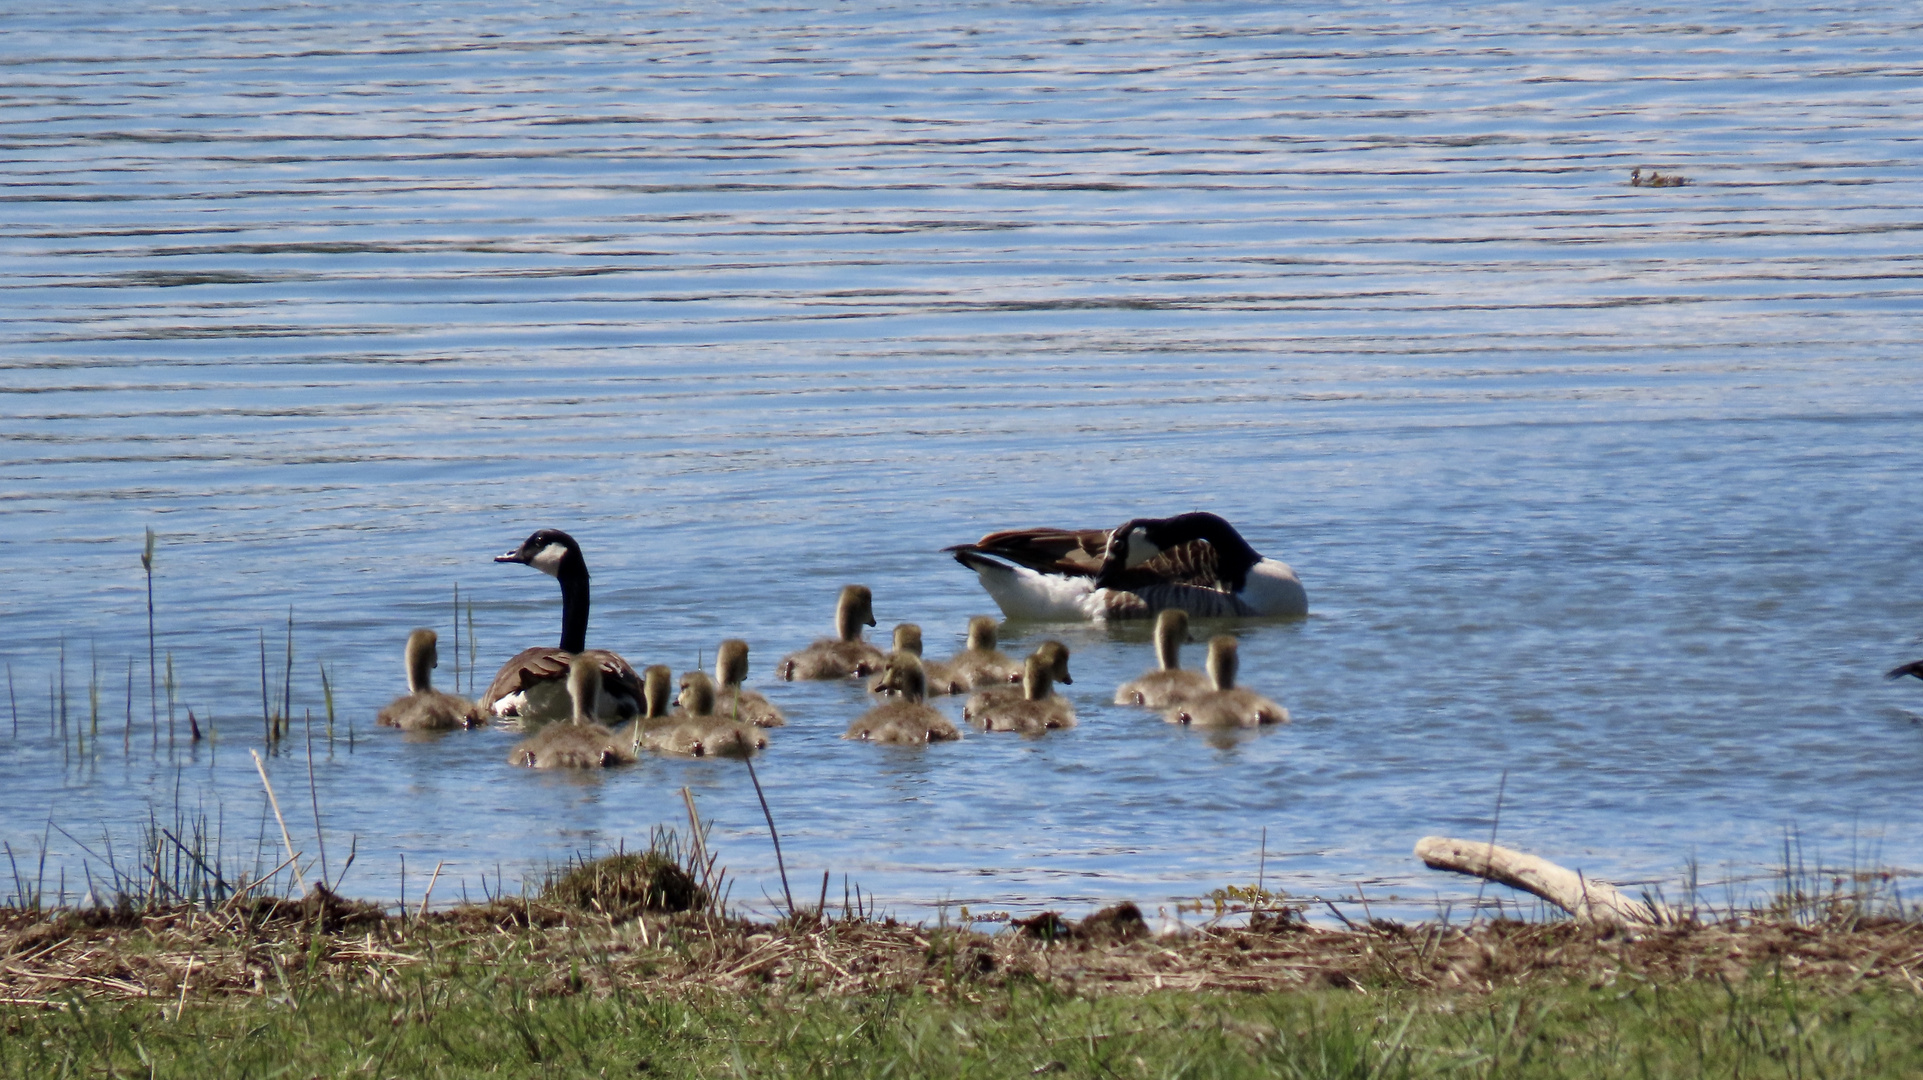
1889, 659, 1923, 682
643, 671, 768, 758
480, 529, 644, 723
943, 615, 1021, 689
968, 651, 1076, 735
1164, 636, 1289, 728
962, 640, 1072, 722
844, 654, 961, 745
866, 624, 965, 697
712, 639, 786, 727
776, 585, 885, 680
947, 512, 1306, 621
507, 655, 637, 768
377, 628, 484, 731
1114, 610, 1211, 709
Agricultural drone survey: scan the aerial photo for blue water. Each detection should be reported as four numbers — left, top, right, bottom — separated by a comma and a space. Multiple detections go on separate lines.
2, 0, 1921, 922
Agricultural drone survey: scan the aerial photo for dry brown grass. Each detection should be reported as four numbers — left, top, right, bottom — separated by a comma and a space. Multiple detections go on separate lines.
3, 886, 1921, 1011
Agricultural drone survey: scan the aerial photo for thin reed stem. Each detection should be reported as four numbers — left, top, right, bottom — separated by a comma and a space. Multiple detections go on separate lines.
250, 749, 301, 893
452, 583, 461, 697
742, 754, 795, 918
143, 528, 156, 752
259, 631, 272, 744
304, 709, 327, 886
281, 608, 294, 729
7, 663, 17, 739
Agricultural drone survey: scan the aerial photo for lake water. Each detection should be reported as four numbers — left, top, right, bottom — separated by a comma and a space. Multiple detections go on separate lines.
3, 0, 1921, 923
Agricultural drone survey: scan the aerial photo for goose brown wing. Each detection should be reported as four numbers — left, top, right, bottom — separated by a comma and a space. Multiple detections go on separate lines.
1104, 539, 1226, 591
481, 646, 573, 710
582, 648, 646, 707
945, 526, 1111, 577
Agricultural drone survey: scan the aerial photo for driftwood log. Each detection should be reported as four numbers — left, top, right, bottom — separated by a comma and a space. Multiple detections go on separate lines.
1415, 836, 1664, 927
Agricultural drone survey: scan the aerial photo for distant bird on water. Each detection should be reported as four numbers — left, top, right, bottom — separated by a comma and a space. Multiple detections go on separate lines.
1889, 659, 1923, 682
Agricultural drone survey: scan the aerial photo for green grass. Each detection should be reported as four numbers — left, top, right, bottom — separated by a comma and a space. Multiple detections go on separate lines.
5, 965, 1921, 1079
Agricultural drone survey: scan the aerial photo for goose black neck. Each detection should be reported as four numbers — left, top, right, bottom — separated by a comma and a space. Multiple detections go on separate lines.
557, 556, 591, 654
1151, 513, 1261, 588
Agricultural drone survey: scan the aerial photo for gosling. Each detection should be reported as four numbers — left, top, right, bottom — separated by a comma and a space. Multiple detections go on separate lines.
377, 628, 484, 730
507, 655, 637, 768
713, 638, 786, 727
777, 585, 886, 680
612, 664, 677, 754
963, 640, 1072, 721
968, 651, 1075, 735
644, 671, 768, 758
1113, 610, 1210, 708
844, 654, 960, 745
1163, 636, 1289, 728
943, 615, 1021, 689
867, 623, 964, 697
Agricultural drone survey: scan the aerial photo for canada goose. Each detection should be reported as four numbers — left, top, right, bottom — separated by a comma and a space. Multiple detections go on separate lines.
507, 655, 637, 768
943, 615, 1021, 689
612, 664, 677, 754
1114, 610, 1211, 708
776, 585, 885, 680
1164, 636, 1289, 728
480, 529, 644, 723
1889, 660, 1923, 682
968, 651, 1076, 734
377, 628, 484, 731
947, 512, 1306, 621
712, 639, 786, 727
962, 640, 1072, 722
643, 671, 768, 758
844, 654, 960, 745
866, 624, 965, 697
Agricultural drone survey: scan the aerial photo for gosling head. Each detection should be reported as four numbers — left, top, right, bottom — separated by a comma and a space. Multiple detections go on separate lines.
1153, 609, 1193, 670
495, 528, 584, 579
1033, 639, 1072, 685
566, 654, 601, 724
404, 628, 439, 694
835, 585, 877, 641
642, 664, 675, 719
877, 653, 928, 704
714, 638, 750, 690
1205, 635, 1239, 692
891, 623, 923, 656
965, 615, 998, 652
679, 670, 717, 717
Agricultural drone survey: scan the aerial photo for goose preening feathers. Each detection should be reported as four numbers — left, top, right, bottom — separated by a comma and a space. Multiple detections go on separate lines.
377, 628, 484, 730
1114, 610, 1211, 709
966, 650, 1076, 735
777, 585, 886, 680
844, 654, 961, 745
507, 655, 636, 768
942, 615, 1022, 689
1164, 636, 1288, 728
947, 512, 1306, 621
480, 529, 644, 723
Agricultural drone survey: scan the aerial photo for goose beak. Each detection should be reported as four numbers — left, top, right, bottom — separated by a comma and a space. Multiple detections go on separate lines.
495, 548, 526, 564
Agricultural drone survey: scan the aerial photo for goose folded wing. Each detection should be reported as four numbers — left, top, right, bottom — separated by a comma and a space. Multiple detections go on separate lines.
944, 527, 1111, 576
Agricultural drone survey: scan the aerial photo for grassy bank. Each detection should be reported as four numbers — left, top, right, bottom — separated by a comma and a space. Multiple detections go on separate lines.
3, 871, 1922, 1079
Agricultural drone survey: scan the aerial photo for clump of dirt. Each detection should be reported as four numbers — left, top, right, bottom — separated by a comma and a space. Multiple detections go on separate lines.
540, 852, 706, 917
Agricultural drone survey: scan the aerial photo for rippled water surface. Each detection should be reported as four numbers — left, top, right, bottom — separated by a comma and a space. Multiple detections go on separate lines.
4, 0, 1922, 920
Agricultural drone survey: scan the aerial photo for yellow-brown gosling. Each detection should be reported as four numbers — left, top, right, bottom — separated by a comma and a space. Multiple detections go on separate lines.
968, 650, 1075, 735
1163, 636, 1288, 728
377, 628, 484, 730
480, 529, 644, 724
962, 640, 1072, 723
844, 654, 960, 745
943, 615, 1021, 689
866, 623, 965, 697
712, 638, 786, 727
644, 671, 768, 758
507, 654, 637, 768
1113, 609, 1211, 708
777, 584, 885, 680
612, 664, 677, 754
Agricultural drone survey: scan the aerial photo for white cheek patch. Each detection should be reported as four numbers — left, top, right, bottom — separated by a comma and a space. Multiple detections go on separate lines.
529, 542, 569, 577
1125, 529, 1160, 569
